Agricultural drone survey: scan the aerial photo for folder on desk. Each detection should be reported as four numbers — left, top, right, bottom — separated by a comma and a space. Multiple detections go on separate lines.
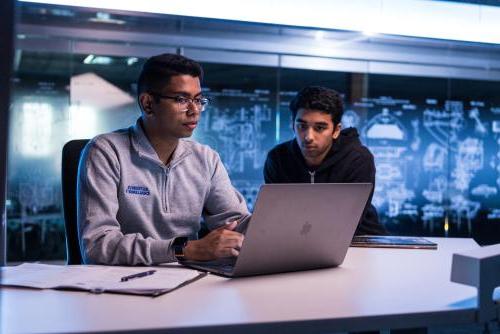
0, 263, 206, 297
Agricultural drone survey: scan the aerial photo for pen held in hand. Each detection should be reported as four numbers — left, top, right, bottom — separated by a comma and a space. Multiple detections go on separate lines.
120, 269, 156, 282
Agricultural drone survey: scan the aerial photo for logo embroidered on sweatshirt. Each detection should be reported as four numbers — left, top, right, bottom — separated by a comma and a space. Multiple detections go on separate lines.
126, 185, 150, 196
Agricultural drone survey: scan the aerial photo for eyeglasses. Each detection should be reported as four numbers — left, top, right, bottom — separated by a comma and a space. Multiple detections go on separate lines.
149, 92, 210, 112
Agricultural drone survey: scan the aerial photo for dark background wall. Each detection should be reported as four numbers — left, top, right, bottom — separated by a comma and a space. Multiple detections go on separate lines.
0, 0, 15, 265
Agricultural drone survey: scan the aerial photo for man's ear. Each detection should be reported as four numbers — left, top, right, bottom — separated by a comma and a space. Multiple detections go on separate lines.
332, 123, 342, 139
139, 93, 154, 115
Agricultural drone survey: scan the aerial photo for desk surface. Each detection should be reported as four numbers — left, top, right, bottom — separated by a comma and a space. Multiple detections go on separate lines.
1, 238, 482, 334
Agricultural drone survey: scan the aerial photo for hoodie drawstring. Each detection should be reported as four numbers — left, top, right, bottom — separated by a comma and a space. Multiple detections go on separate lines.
308, 171, 315, 184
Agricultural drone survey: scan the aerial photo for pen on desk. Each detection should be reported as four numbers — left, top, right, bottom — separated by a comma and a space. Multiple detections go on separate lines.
120, 270, 156, 282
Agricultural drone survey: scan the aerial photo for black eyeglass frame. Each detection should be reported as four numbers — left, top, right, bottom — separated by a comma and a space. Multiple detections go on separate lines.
148, 92, 210, 109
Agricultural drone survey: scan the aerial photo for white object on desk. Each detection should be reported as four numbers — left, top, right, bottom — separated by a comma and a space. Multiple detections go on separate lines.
0, 263, 204, 296
451, 243, 500, 323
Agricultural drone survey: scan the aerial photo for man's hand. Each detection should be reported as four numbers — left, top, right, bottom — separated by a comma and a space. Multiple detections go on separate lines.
183, 221, 244, 261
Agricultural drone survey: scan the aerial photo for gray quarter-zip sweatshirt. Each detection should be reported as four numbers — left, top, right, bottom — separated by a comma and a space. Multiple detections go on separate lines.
77, 119, 250, 265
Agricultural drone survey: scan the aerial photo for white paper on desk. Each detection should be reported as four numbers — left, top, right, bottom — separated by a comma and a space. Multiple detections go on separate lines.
0, 263, 203, 296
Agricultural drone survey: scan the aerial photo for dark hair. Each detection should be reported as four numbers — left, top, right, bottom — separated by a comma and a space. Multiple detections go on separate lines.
137, 53, 203, 96
289, 86, 344, 125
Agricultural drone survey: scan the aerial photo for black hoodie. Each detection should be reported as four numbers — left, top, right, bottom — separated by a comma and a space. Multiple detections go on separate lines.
264, 127, 386, 236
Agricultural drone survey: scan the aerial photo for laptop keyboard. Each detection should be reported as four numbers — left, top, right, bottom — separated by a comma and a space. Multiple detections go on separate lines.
185, 257, 236, 273
203, 263, 235, 273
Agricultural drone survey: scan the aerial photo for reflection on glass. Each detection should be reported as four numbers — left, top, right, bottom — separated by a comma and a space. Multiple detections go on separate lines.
68, 105, 97, 140
7, 54, 500, 262
21, 102, 52, 157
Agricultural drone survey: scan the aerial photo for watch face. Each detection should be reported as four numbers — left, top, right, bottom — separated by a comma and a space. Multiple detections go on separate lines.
174, 245, 185, 258
174, 237, 188, 260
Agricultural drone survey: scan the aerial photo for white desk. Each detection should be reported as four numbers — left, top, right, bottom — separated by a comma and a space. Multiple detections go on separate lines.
1, 238, 486, 333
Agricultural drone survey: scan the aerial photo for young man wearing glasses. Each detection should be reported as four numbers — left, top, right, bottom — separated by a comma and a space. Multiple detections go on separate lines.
78, 53, 249, 265
264, 86, 385, 235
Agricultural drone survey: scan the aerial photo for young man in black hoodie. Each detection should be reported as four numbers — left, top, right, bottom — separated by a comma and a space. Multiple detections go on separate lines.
264, 86, 386, 235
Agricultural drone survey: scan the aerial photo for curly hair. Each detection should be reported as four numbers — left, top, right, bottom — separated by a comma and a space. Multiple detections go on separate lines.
137, 53, 203, 97
289, 86, 344, 125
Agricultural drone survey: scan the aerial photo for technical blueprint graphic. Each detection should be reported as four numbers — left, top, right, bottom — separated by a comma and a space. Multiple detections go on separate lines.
9, 85, 499, 247
193, 91, 499, 235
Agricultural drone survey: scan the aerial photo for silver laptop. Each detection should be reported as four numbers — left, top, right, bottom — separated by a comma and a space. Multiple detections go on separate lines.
181, 183, 373, 277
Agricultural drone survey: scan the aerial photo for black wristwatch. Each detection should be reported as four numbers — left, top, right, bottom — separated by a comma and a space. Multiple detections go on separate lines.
172, 237, 188, 261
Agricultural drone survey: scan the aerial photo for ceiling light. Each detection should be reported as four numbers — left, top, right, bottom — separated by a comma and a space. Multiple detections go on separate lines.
314, 31, 325, 40
88, 12, 126, 25
83, 55, 113, 65
127, 57, 139, 66
83, 55, 94, 64
19, 0, 500, 44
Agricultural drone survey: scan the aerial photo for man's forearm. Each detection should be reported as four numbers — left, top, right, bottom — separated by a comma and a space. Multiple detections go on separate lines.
82, 229, 173, 265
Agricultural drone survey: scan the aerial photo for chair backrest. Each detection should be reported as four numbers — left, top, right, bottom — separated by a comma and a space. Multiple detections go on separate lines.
61, 139, 90, 265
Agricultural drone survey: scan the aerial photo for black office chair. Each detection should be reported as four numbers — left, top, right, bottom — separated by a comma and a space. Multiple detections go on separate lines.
61, 139, 90, 265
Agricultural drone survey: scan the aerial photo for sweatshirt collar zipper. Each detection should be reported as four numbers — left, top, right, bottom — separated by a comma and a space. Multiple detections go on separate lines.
137, 149, 191, 169
163, 166, 170, 212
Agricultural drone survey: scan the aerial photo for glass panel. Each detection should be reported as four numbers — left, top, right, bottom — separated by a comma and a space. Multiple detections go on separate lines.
447, 78, 500, 244
8, 51, 72, 262
7, 51, 145, 262
9, 3, 500, 263
366, 74, 451, 236
198, 63, 279, 210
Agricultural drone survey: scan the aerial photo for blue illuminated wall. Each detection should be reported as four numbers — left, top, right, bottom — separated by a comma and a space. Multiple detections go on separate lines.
7, 60, 500, 262
194, 67, 500, 241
